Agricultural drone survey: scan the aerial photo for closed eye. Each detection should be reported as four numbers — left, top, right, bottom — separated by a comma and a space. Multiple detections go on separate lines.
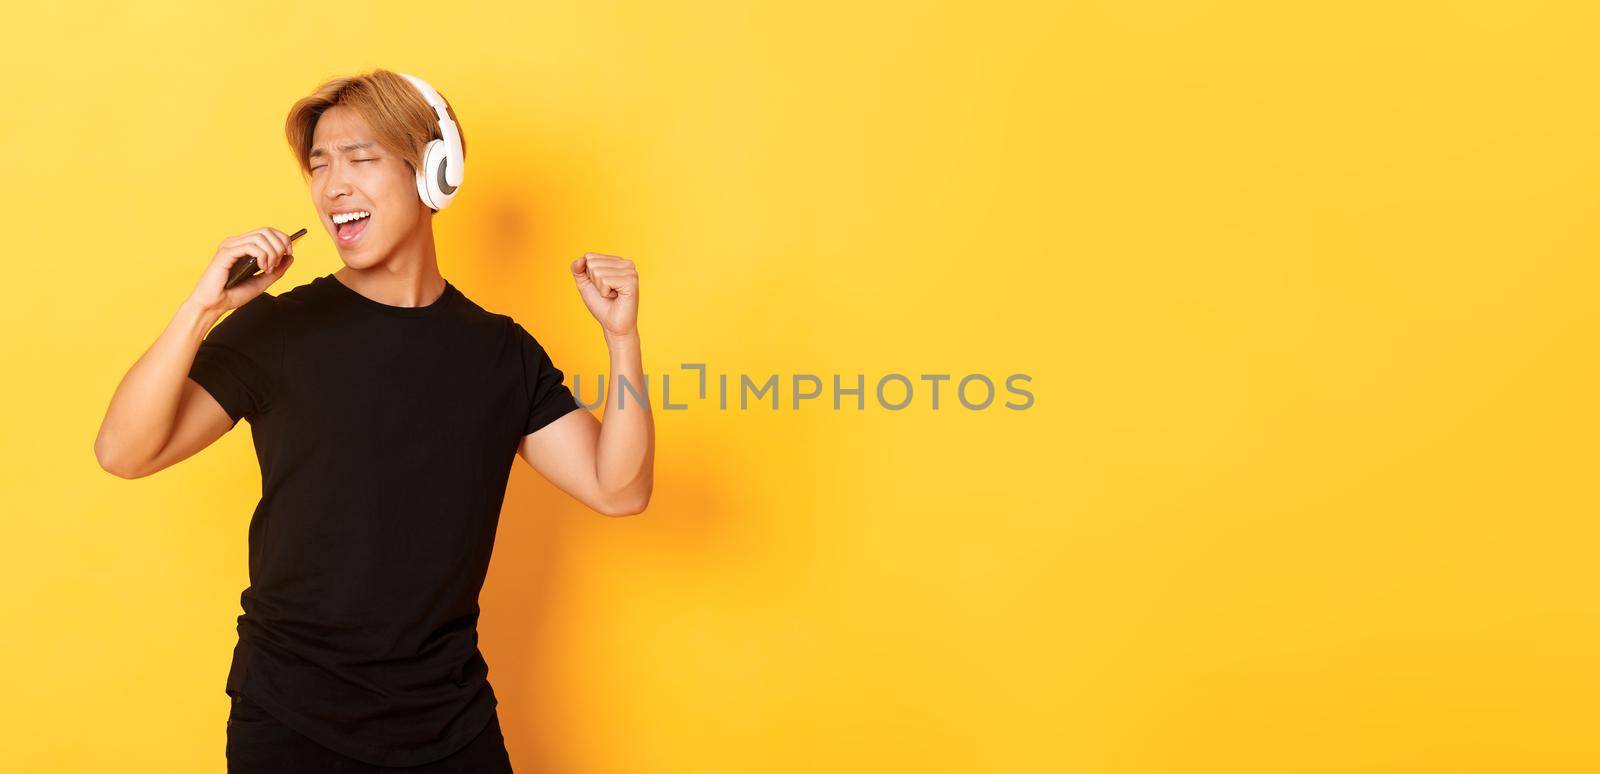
311, 159, 376, 171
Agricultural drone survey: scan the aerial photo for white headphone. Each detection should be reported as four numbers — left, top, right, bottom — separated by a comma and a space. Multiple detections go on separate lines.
398, 73, 465, 211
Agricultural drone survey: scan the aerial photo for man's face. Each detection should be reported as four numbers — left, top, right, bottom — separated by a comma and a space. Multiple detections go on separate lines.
308, 105, 429, 267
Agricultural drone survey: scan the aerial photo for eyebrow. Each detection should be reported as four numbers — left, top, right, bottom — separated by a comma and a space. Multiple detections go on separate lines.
308, 139, 376, 160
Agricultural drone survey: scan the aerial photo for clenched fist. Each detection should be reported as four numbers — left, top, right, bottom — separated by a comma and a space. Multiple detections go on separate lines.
570, 252, 639, 338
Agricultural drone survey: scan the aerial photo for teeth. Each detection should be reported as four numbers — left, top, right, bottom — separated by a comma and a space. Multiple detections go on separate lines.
332, 211, 371, 224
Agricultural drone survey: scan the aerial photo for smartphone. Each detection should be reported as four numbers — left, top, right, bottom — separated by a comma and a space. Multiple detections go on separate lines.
225, 227, 308, 290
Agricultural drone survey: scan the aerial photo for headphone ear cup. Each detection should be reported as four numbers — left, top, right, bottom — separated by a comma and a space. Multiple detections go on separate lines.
430, 140, 459, 211
415, 139, 447, 210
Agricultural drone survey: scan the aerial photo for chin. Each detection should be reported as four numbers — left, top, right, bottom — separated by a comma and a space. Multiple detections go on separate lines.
334, 233, 376, 257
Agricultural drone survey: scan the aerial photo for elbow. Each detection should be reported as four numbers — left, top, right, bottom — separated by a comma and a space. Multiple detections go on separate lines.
94, 436, 145, 480
96, 450, 143, 480
598, 490, 652, 518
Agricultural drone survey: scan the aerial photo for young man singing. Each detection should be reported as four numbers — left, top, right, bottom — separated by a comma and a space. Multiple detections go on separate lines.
93, 68, 655, 772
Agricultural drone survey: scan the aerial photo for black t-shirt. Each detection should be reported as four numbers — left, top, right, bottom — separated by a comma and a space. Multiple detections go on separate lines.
188, 272, 583, 766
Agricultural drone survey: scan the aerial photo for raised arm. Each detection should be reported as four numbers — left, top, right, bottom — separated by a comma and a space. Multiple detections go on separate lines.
94, 227, 296, 478
517, 253, 654, 516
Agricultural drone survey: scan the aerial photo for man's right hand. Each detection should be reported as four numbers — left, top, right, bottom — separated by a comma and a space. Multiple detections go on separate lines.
190, 227, 296, 314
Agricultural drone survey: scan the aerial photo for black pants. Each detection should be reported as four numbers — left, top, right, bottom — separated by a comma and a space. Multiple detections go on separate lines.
226, 693, 515, 772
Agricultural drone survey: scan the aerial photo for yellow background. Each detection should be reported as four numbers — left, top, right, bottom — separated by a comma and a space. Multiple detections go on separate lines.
3, 1, 1597, 771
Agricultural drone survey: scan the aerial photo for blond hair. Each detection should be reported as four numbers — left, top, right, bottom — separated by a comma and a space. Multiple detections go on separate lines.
284, 68, 466, 180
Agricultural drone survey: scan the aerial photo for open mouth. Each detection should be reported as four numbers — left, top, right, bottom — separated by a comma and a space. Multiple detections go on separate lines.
333, 210, 372, 244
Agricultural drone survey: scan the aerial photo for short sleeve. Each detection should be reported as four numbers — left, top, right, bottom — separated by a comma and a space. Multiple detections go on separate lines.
188, 294, 280, 425
515, 322, 583, 436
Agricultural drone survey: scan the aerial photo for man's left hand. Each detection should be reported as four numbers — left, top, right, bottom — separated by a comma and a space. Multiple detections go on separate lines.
570, 252, 639, 338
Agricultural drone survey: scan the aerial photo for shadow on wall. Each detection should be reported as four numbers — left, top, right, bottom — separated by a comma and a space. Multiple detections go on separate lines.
456, 162, 628, 769
481, 419, 745, 771
461, 147, 826, 769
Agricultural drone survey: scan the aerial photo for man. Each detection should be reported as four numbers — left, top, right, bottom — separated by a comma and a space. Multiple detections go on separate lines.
93, 69, 655, 772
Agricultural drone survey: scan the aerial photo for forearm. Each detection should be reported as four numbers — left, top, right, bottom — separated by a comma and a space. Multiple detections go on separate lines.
95, 296, 220, 474
594, 330, 655, 512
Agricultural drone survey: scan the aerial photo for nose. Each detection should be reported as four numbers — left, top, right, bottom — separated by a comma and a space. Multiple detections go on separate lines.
324, 163, 354, 202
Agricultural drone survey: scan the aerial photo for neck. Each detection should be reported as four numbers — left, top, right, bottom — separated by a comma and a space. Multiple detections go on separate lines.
334, 215, 446, 307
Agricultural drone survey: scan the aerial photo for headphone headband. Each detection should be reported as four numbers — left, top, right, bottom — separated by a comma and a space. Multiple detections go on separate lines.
397, 72, 465, 210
